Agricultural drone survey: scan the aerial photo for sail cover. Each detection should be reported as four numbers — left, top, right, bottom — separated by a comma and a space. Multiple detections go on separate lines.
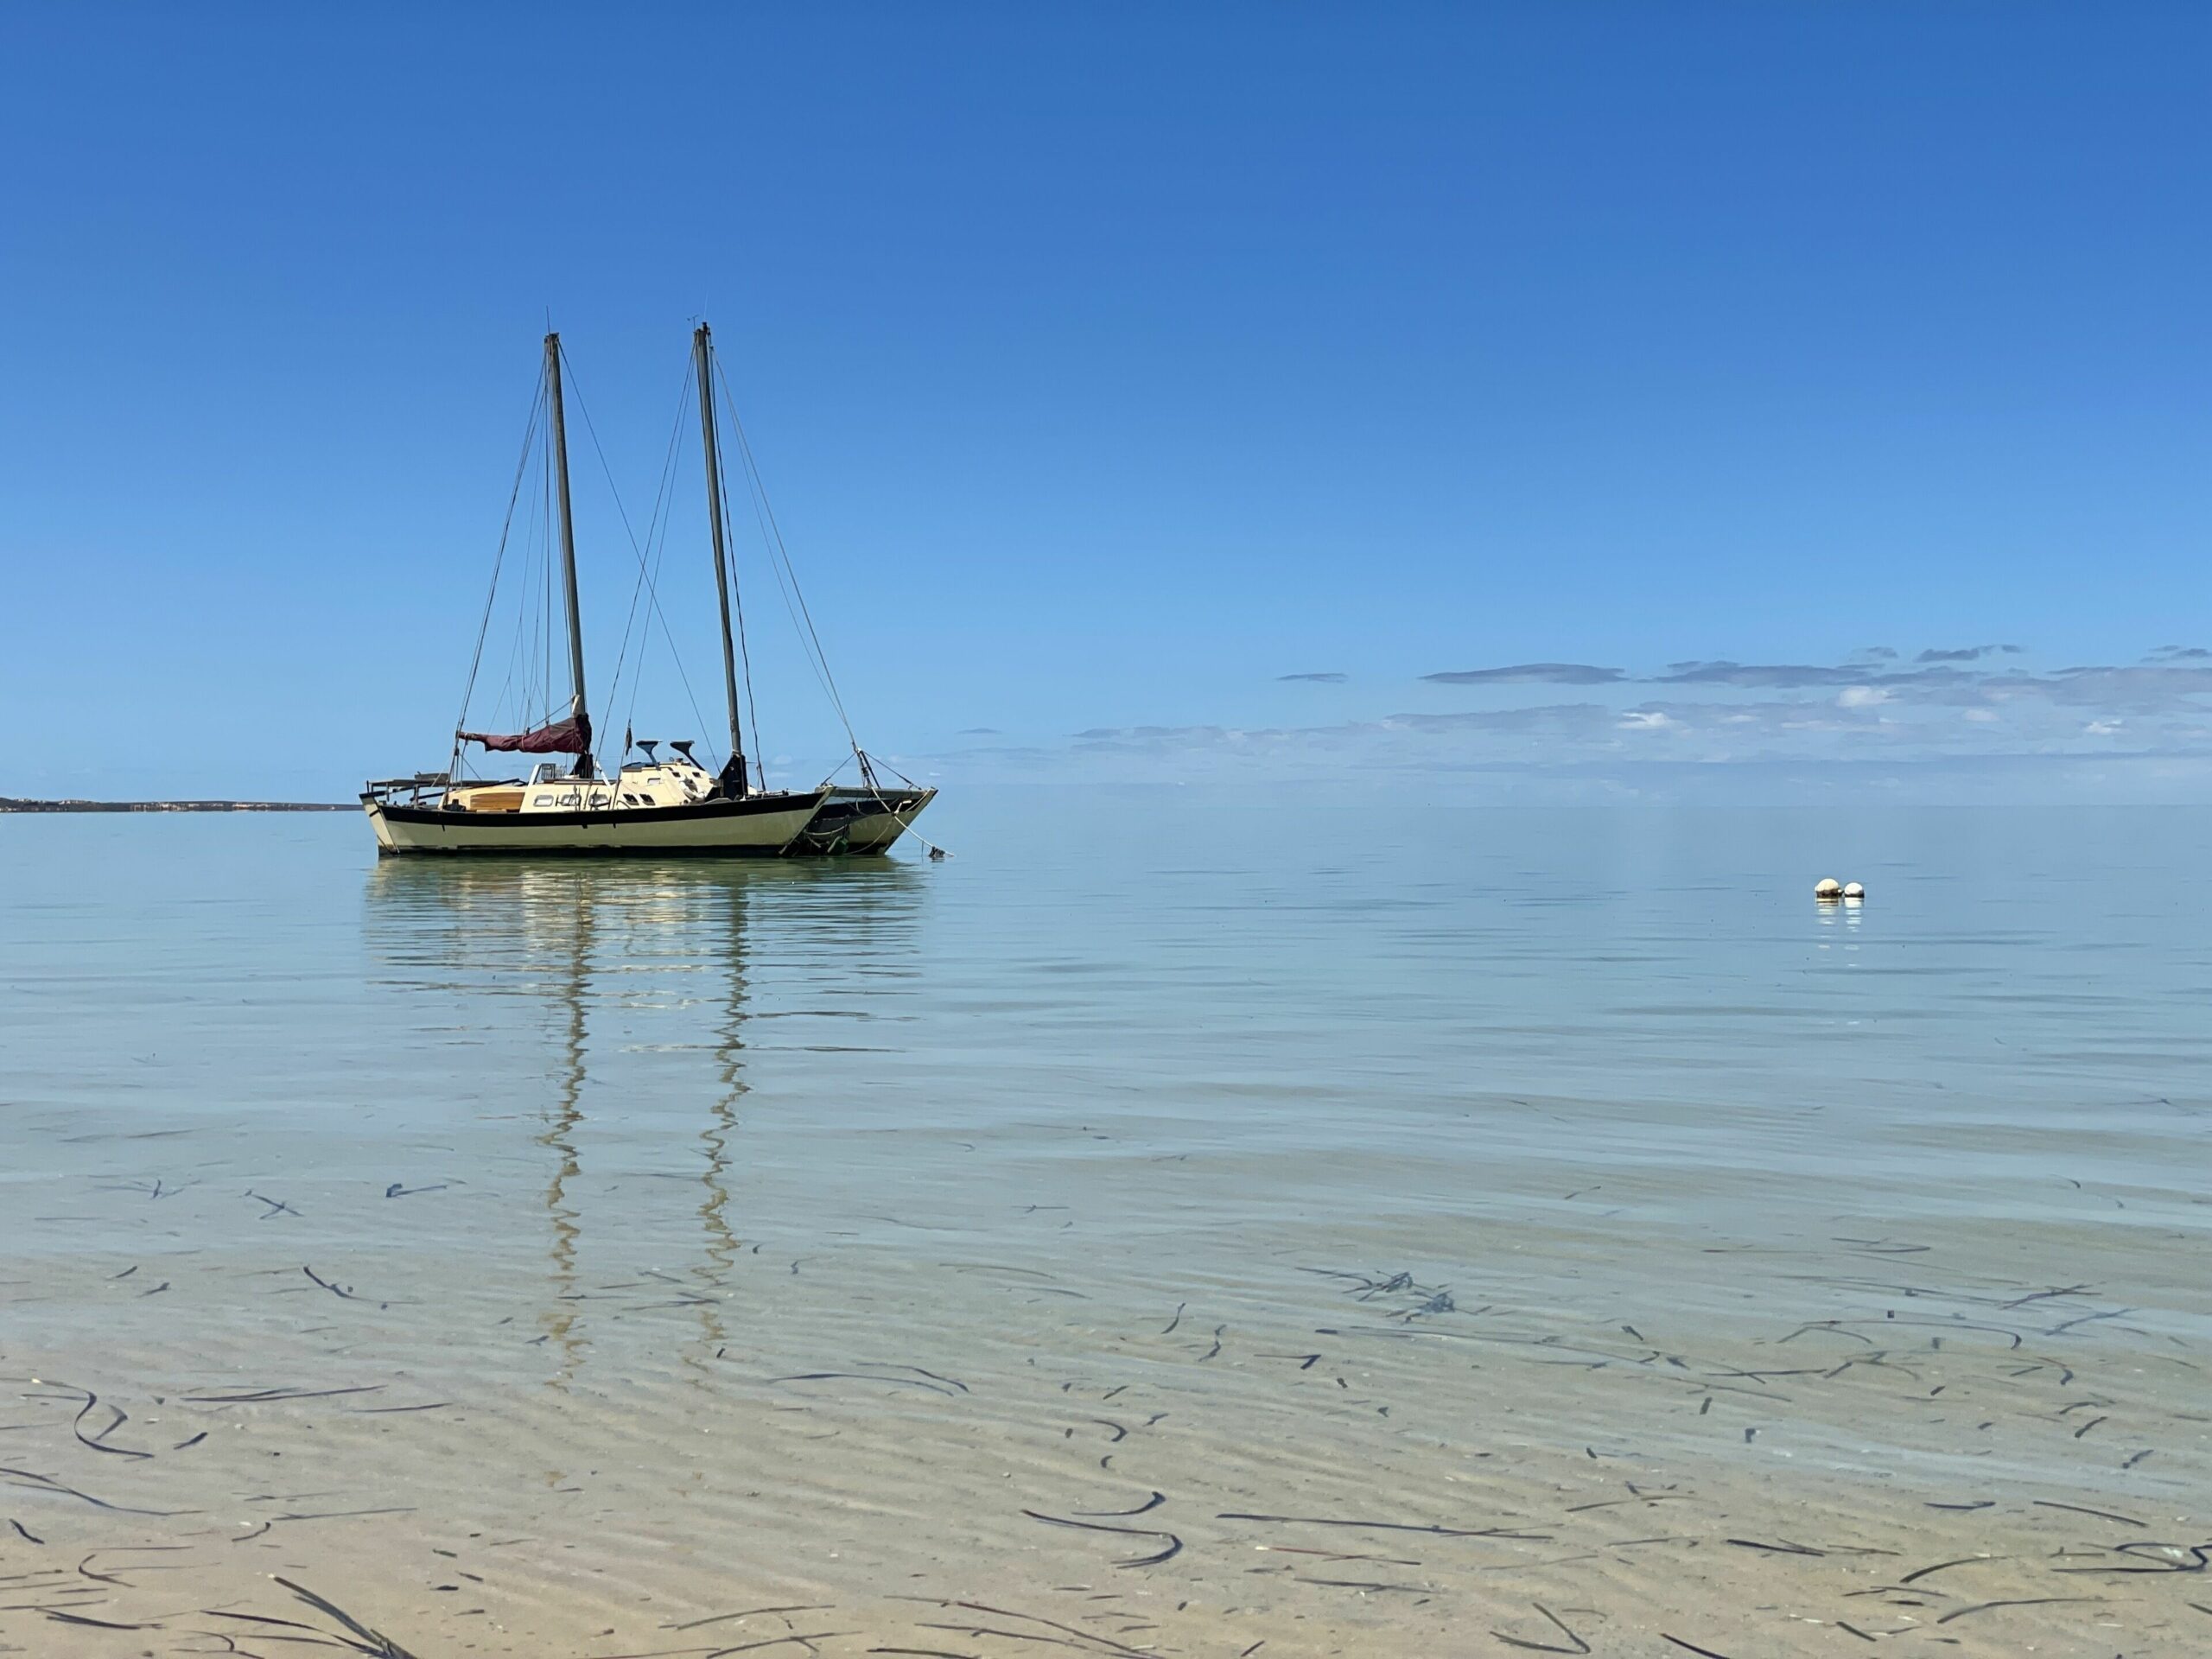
460, 715, 592, 754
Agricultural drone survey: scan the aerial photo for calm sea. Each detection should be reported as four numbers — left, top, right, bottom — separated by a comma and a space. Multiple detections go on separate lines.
3, 794, 2207, 1656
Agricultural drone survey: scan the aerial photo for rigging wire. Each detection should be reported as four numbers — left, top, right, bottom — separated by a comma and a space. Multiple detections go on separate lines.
613, 379, 682, 693
707, 346, 948, 852
556, 343, 714, 768
709, 353, 861, 759
494, 436, 550, 741
606, 353, 699, 753
707, 375, 766, 791
703, 345, 946, 849
451, 378, 545, 779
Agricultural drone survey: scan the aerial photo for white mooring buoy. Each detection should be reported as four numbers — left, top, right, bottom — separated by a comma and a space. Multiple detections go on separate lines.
1843, 881, 1866, 899
1815, 878, 1843, 900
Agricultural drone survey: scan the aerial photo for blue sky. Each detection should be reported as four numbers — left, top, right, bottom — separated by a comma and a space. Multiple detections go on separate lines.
2, 3, 2207, 800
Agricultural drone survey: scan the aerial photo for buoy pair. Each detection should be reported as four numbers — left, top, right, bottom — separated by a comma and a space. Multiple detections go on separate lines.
1815, 878, 1866, 901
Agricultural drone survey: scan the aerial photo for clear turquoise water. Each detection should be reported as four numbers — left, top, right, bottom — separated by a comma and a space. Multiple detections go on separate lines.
14, 798, 2202, 1249
2, 796, 2207, 1655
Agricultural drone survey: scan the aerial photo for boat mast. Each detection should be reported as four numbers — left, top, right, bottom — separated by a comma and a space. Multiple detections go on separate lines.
693, 323, 749, 798
544, 332, 594, 779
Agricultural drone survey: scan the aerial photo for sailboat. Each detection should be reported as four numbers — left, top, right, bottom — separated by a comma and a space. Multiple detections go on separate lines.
362, 327, 932, 856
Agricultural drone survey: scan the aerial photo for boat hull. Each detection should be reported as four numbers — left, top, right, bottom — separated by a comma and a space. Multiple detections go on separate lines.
794, 786, 938, 855
363, 790, 828, 856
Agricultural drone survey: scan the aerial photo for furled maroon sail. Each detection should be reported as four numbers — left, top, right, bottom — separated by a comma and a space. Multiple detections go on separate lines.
459, 715, 592, 754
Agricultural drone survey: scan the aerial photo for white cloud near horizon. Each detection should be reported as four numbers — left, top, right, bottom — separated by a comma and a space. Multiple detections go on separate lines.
938, 646, 2212, 798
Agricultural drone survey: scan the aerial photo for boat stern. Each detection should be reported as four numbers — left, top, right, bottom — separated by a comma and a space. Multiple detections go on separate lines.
361, 798, 398, 853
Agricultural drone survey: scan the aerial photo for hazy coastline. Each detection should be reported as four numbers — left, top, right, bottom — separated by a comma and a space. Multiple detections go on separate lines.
0, 796, 352, 812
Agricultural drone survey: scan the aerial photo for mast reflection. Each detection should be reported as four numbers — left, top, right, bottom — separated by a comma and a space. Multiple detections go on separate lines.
363, 857, 925, 1383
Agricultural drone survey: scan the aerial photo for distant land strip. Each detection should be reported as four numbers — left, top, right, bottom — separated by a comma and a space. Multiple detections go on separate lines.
0, 797, 352, 813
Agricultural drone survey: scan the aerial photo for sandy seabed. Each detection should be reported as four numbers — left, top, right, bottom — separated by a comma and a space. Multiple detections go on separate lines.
4, 1087, 2205, 1658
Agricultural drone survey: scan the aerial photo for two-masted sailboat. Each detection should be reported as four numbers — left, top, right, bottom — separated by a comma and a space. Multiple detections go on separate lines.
362, 327, 934, 856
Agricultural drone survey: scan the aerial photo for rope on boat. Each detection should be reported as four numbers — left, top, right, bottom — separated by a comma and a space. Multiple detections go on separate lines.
815, 749, 951, 861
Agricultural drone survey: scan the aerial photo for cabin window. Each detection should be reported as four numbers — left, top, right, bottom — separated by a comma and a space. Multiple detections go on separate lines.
532, 795, 554, 807
556, 791, 580, 807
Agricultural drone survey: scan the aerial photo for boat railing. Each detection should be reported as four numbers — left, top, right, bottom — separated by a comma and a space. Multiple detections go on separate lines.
361, 773, 454, 806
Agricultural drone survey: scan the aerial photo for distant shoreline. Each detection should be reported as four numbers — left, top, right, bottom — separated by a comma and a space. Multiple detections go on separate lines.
0, 798, 353, 814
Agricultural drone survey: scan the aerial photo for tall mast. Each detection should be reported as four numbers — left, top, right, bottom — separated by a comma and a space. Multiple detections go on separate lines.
693, 323, 749, 798
544, 332, 594, 779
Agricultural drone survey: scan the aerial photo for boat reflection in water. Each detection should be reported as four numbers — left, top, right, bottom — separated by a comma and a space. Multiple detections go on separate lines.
363, 855, 926, 1383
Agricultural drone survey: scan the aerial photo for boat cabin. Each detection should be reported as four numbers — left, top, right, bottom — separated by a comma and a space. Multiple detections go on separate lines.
442, 752, 718, 815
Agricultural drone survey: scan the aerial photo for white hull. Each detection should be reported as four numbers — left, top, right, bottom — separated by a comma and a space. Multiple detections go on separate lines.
364, 791, 825, 856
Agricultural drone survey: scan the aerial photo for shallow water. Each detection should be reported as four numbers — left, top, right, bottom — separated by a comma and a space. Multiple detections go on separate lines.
2, 795, 2208, 1656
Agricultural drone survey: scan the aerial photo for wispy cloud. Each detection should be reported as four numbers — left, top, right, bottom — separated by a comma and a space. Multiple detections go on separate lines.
1916, 644, 2024, 664
1653, 660, 1868, 688
1649, 656, 2212, 719
969, 645, 2212, 797
2028, 663, 2212, 712
1421, 663, 1624, 685
1067, 702, 1623, 760
1278, 671, 1348, 683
